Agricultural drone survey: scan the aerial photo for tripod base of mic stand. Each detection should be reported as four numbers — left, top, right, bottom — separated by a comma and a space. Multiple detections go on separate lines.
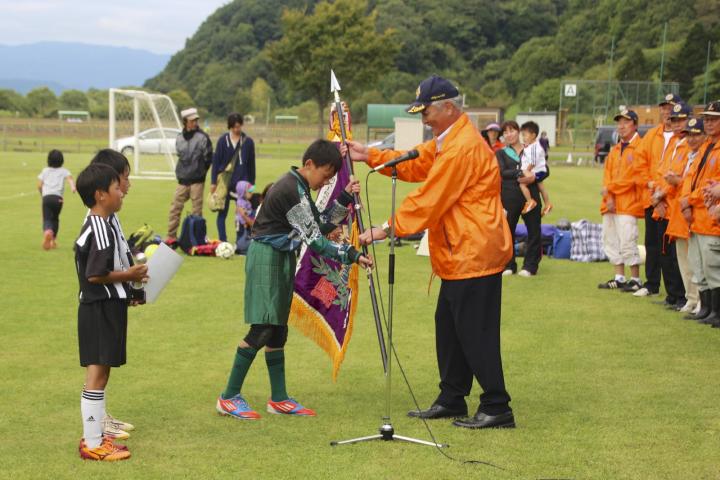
330, 423, 448, 448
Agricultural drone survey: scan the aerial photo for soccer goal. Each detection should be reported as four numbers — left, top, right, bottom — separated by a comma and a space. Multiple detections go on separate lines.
108, 88, 182, 179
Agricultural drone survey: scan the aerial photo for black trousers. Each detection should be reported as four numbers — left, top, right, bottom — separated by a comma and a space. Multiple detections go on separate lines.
434, 273, 511, 415
657, 218, 686, 303
643, 207, 660, 292
503, 189, 542, 274
42, 194, 63, 236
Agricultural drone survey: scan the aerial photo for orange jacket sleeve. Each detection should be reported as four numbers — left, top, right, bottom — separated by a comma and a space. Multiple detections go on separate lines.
367, 140, 437, 183
388, 142, 481, 237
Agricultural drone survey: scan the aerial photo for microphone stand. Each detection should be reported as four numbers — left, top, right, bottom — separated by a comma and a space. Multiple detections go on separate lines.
331, 166, 446, 448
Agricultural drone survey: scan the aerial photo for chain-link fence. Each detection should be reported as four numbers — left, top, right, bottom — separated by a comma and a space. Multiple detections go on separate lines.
558, 80, 680, 148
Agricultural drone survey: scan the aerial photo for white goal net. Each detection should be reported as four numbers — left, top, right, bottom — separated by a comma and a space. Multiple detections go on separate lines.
108, 88, 182, 179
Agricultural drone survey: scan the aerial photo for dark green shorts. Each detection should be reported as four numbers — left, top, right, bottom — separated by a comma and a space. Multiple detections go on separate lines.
244, 241, 297, 325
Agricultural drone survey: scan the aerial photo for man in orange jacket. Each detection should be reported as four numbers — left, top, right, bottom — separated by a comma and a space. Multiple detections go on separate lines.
630, 93, 682, 297
346, 75, 515, 429
679, 100, 720, 327
647, 102, 690, 309
598, 109, 644, 290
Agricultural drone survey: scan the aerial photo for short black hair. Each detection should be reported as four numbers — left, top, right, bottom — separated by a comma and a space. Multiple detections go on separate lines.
520, 121, 540, 136
302, 139, 342, 172
91, 149, 130, 176
501, 120, 519, 133
76, 163, 119, 208
227, 112, 244, 129
47, 149, 64, 168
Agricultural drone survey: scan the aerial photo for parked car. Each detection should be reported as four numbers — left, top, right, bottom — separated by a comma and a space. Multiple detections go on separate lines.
114, 128, 181, 156
594, 124, 652, 163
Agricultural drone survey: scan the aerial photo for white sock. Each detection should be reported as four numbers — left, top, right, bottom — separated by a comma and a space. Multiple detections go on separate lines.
615, 274, 626, 282
81, 389, 105, 448
631, 277, 641, 283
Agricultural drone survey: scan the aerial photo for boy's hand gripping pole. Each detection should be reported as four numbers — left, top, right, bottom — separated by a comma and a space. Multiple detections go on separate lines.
331, 69, 388, 373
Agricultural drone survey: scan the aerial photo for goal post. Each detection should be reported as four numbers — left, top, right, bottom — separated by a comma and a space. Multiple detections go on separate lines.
108, 88, 182, 179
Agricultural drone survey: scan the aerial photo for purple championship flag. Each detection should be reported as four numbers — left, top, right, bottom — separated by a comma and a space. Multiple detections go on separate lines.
288, 104, 360, 379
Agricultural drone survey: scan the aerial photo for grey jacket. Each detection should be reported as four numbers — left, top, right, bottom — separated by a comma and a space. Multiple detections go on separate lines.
175, 129, 213, 185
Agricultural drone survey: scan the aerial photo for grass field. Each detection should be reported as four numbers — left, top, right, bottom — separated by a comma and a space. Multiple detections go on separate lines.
1, 145, 719, 479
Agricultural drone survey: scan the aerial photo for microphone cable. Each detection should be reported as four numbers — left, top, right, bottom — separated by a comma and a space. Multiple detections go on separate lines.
362, 170, 508, 471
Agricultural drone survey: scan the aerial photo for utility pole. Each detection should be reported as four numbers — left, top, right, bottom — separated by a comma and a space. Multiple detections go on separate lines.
658, 22, 668, 101
704, 41, 712, 105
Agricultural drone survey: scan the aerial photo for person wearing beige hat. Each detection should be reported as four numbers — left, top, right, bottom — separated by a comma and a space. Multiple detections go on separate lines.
165, 107, 213, 245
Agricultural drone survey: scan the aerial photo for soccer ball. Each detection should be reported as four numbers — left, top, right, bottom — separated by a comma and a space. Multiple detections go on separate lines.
215, 242, 235, 259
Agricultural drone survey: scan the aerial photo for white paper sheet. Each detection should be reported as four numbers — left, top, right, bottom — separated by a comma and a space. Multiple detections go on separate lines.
143, 243, 183, 303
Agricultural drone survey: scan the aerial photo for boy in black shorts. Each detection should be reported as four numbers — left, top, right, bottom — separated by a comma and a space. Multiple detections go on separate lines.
74, 163, 147, 461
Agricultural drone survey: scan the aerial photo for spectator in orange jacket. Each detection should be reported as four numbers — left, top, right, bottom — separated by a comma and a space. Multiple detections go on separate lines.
631, 93, 682, 298
679, 101, 720, 327
666, 118, 705, 314
646, 102, 691, 309
598, 109, 644, 291
346, 75, 515, 430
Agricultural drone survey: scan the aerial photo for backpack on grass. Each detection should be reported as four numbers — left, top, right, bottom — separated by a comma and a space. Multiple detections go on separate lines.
178, 215, 207, 253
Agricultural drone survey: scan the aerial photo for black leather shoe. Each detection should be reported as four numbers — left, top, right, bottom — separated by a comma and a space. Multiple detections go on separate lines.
407, 403, 467, 419
453, 411, 516, 429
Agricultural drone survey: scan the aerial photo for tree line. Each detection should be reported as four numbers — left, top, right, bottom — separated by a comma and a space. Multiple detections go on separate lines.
2, 0, 718, 125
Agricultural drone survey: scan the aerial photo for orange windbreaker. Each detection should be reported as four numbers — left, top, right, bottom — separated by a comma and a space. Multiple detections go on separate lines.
600, 132, 644, 217
366, 113, 513, 280
680, 139, 720, 236
664, 139, 693, 240
651, 134, 682, 220
635, 124, 671, 208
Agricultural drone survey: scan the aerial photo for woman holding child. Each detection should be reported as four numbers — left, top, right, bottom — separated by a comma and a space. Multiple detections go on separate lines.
495, 120, 543, 277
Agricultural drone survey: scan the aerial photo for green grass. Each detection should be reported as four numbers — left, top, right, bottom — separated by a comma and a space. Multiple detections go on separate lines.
2, 147, 719, 479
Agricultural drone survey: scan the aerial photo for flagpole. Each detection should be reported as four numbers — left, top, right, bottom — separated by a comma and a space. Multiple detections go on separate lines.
330, 70, 388, 374
330, 70, 445, 449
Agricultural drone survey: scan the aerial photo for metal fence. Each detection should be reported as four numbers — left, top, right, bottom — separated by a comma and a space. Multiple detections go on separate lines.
558, 79, 680, 147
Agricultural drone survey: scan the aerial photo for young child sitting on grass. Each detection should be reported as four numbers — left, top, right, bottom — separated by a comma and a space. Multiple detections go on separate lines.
234, 180, 255, 254
216, 139, 372, 420
519, 121, 553, 216
74, 163, 147, 461
37, 149, 75, 249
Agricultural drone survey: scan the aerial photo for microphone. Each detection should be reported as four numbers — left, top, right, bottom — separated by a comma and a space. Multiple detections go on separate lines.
371, 149, 419, 172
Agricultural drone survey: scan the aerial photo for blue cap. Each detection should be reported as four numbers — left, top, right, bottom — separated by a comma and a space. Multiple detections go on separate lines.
614, 108, 638, 123
683, 117, 704, 134
670, 102, 692, 118
702, 100, 720, 116
659, 93, 683, 106
407, 75, 460, 114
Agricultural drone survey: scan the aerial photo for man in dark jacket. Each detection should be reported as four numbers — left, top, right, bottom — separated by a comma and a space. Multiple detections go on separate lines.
166, 107, 213, 244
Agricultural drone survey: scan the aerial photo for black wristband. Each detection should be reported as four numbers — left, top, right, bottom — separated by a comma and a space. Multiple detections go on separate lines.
338, 190, 354, 207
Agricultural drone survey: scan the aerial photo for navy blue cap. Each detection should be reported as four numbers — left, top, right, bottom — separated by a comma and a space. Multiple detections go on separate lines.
670, 102, 692, 118
614, 108, 638, 123
702, 100, 720, 116
407, 75, 460, 114
683, 117, 704, 134
659, 93, 683, 106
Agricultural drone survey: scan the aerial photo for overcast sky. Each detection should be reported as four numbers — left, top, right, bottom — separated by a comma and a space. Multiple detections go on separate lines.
0, 0, 230, 54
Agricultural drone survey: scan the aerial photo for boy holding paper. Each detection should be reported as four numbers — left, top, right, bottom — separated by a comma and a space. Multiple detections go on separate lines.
74, 163, 148, 460
216, 139, 372, 419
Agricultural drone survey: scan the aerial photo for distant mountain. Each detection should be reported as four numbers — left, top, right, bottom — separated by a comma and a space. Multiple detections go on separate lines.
0, 42, 170, 93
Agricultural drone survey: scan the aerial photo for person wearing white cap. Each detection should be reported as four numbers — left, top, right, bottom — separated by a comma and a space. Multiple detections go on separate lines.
165, 107, 213, 245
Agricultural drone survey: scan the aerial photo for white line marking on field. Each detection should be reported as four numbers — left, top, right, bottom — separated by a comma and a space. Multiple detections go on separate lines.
0, 191, 34, 201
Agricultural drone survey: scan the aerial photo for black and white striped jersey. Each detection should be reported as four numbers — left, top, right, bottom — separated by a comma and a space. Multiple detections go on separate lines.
74, 215, 129, 303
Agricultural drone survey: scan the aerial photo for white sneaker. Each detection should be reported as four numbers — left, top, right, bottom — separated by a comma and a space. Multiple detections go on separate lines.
518, 270, 533, 277
104, 414, 134, 432
679, 303, 697, 313
502, 269, 513, 276
633, 287, 650, 297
